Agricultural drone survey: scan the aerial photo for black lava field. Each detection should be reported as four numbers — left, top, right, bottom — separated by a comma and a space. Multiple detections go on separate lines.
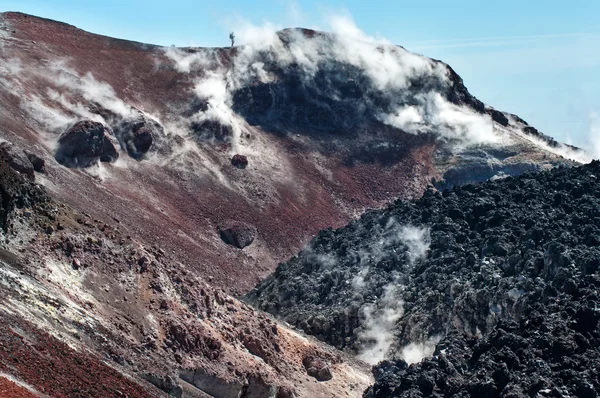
248, 160, 600, 397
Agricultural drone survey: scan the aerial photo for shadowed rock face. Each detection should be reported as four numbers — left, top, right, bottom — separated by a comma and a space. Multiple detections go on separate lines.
119, 123, 154, 159
231, 37, 486, 136
24, 150, 45, 172
55, 120, 118, 167
248, 161, 600, 396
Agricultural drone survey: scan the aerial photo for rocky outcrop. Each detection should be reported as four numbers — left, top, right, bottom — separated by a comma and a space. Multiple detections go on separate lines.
303, 355, 333, 381
55, 120, 118, 167
0, 141, 35, 179
248, 161, 600, 396
24, 150, 45, 172
0, 155, 51, 230
143, 373, 183, 398
114, 116, 161, 160
219, 221, 257, 249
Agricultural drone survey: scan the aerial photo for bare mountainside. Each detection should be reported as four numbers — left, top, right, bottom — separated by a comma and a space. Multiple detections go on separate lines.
0, 12, 588, 295
0, 11, 593, 398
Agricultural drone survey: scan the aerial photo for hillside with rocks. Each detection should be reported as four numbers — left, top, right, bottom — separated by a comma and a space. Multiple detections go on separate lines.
0, 10, 597, 398
0, 12, 587, 297
248, 160, 600, 396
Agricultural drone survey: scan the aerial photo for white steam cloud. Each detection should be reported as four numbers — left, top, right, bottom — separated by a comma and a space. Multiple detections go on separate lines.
358, 283, 404, 365
163, 13, 503, 149
400, 336, 441, 364
399, 224, 431, 266
356, 222, 431, 364
47, 61, 136, 120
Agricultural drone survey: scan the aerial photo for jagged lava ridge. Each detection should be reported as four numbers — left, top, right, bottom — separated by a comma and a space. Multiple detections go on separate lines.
248, 161, 600, 397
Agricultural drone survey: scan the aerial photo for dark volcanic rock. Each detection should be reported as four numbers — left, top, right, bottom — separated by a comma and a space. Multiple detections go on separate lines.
55, 120, 118, 168
115, 118, 158, 160
0, 141, 34, 179
219, 221, 257, 249
231, 154, 248, 169
0, 155, 51, 230
486, 108, 509, 127
24, 150, 45, 172
247, 161, 600, 397
191, 119, 233, 142
232, 40, 487, 134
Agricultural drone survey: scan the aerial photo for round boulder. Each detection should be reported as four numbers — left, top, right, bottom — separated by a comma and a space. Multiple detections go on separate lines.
55, 120, 118, 168
116, 119, 156, 160
218, 220, 257, 249
231, 154, 248, 169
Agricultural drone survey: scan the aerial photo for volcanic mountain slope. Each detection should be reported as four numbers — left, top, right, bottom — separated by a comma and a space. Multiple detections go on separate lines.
0, 12, 588, 296
0, 10, 596, 398
0, 154, 373, 397
248, 160, 600, 396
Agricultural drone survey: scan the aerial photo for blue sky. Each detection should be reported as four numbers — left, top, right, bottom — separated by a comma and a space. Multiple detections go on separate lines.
1, 0, 599, 148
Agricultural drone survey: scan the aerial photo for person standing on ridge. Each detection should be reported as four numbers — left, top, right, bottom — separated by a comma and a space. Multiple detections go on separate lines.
229, 32, 235, 47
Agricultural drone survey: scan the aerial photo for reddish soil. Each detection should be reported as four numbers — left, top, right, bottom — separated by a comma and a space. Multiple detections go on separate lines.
0, 377, 38, 398
0, 11, 439, 295
0, 311, 162, 398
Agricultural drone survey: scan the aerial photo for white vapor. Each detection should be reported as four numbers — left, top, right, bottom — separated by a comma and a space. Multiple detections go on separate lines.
355, 221, 430, 364
400, 336, 441, 364
47, 61, 135, 120
163, 11, 503, 150
358, 283, 404, 365
398, 224, 431, 266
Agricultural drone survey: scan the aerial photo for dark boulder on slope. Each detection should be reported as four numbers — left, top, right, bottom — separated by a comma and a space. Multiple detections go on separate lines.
55, 120, 118, 167
247, 160, 600, 397
302, 355, 333, 381
115, 117, 158, 160
0, 141, 35, 179
231, 154, 248, 169
219, 220, 257, 249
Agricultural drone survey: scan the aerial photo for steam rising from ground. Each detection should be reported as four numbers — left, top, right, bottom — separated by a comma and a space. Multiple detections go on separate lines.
399, 225, 431, 265
401, 336, 441, 364
164, 14, 501, 147
358, 283, 404, 364
356, 223, 431, 364
19, 61, 150, 137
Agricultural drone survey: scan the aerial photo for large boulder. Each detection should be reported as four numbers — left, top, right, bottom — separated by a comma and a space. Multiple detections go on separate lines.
218, 221, 257, 249
115, 117, 158, 160
0, 141, 34, 179
231, 154, 248, 169
55, 120, 118, 168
